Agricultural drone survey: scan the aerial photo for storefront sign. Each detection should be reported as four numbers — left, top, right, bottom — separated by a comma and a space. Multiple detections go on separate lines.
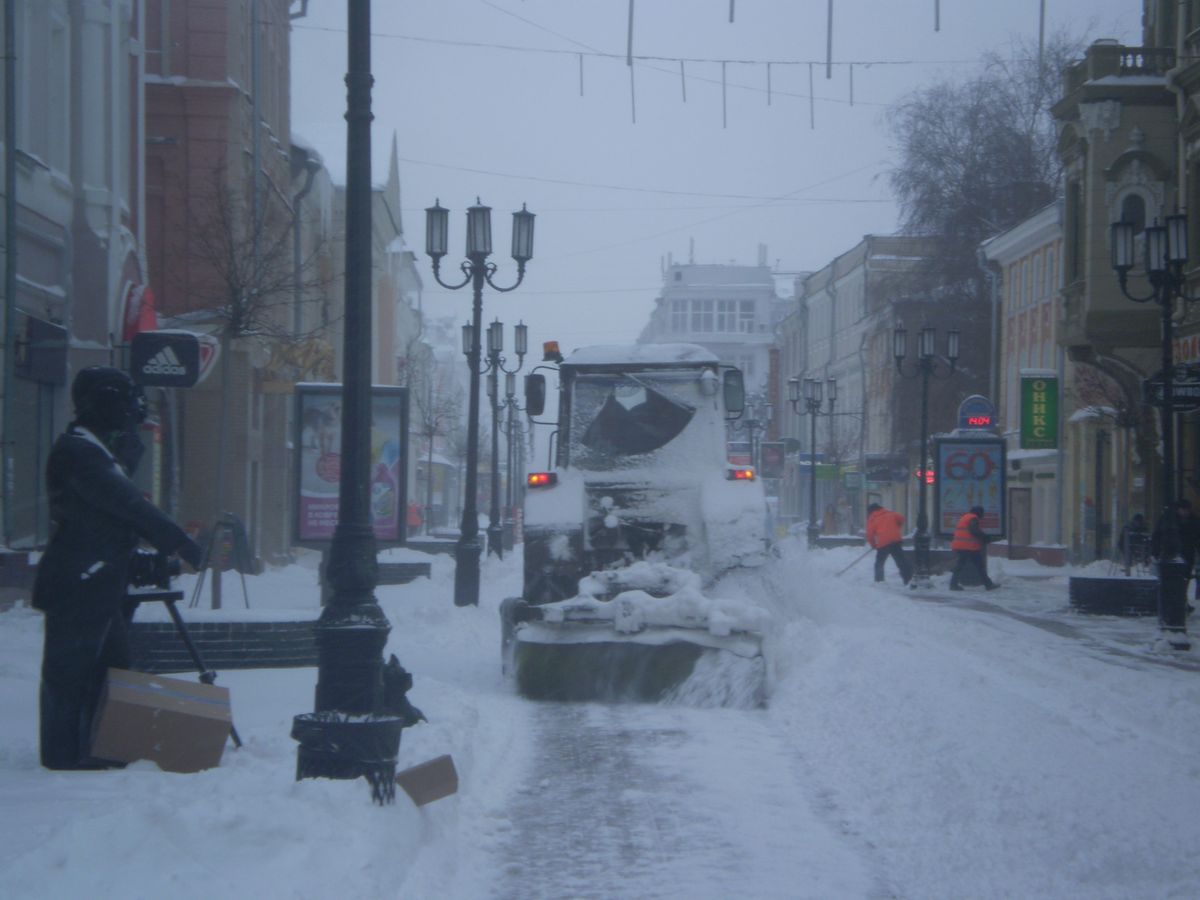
1020, 374, 1058, 449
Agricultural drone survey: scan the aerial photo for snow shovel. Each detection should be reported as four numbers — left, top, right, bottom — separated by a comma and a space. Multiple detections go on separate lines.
835, 546, 874, 576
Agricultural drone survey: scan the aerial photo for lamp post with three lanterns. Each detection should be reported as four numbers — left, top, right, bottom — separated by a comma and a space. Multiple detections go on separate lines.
480, 319, 527, 558
731, 393, 773, 471
892, 325, 958, 588
425, 199, 534, 606
499, 370, 530, 546
789, 375, 836, 548
1111, 212, 1193, 648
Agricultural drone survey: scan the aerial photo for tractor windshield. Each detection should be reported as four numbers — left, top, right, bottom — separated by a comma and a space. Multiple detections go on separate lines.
569, 371, 698, 469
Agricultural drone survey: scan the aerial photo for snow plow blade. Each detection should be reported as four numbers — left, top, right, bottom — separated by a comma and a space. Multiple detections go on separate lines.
503, 602, 767, 708
514, 637, 709, 703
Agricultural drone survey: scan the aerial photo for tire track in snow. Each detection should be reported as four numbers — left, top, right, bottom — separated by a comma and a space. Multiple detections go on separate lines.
489, 701, 877, 899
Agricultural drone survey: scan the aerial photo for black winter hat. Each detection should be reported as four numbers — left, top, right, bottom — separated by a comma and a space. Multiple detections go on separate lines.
867, 503, 881, 514
970, 505, 985, 516
71, 366, 141, 431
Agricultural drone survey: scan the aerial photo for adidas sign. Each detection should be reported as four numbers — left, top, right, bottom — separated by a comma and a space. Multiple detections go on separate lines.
141, 346, 188, 377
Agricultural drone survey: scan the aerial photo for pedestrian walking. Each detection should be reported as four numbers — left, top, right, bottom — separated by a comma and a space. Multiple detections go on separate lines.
32, 366, 204, 770
949, 505, 997, 591
1151, 498, 1200, 599
865, 503, 912, 585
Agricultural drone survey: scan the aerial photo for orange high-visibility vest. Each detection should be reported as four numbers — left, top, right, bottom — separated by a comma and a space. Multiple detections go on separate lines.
951, 512, 983, 551
866, 508, 905, 548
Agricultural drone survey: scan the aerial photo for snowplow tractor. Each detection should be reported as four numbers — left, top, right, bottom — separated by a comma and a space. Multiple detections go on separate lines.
503, 343, 771, 707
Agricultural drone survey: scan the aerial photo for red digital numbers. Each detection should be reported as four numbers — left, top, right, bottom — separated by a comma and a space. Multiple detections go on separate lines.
966, 415, 992, 426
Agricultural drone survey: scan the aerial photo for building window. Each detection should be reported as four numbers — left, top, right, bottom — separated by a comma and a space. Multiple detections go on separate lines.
690, 299, 713, 332
1120, 192, 1147, 234
1067, 180, 1082, 282
716, 299, 737, 332
670, 299, 687, 333
738, 300, 755, 333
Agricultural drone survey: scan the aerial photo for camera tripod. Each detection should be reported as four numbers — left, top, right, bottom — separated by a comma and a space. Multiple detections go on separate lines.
130, 588, 243, 749
188, 512, 252, 610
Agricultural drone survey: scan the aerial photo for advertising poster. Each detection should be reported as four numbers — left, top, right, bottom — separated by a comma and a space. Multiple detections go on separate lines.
759, 442, 785, 479
294, 384, 408, 546
933, 437, 1006, 538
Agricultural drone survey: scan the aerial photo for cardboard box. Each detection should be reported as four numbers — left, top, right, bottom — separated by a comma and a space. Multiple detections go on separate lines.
395, 754, 458, 806
90, 668, 232, 773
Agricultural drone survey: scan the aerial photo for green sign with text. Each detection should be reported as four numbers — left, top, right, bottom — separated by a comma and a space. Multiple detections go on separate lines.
1020, 375, 1058, 449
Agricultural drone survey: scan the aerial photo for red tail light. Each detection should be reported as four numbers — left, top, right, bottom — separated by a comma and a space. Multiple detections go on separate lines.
727, 467, 755, 481
527, 472, 558, 488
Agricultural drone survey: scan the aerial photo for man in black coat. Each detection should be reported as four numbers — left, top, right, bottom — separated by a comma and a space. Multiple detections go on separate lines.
33, 366, 204, 770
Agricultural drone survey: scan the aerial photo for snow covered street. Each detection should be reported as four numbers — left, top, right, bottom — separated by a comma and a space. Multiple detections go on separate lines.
2, 539, 1200, 899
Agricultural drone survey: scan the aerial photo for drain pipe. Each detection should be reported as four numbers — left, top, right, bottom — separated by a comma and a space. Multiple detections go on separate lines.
3, 0, 17, 547
292, 151, 320, 333
977, 247, 1001, 404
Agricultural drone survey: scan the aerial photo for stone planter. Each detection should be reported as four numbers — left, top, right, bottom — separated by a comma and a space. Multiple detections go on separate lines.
1068, 576, 1158, 617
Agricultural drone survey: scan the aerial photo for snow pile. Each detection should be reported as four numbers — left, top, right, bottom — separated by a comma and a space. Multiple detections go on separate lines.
543, 559, 769, 643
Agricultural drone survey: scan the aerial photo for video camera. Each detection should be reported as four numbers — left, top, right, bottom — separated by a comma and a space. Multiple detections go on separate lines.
128, 548, 182, 590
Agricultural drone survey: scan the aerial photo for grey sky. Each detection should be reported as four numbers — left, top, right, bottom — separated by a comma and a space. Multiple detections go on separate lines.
290, 1, 1141, 358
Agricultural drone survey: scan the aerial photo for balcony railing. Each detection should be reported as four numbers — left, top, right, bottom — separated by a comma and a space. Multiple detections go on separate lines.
1063, 44, 1175, 95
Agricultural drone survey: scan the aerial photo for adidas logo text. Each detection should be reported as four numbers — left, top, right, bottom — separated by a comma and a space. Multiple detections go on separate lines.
142, 346, 187, 377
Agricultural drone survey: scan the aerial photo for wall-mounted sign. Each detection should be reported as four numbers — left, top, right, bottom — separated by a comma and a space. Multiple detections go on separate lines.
1020, 374, 1059, 449
14, 314, 68, 384
865, 454, 908, 483
293, 383, 409, 547
130, 330, 214, 388
1143, 364, 1200, 412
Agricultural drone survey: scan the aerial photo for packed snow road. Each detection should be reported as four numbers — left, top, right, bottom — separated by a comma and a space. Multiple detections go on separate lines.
487, 701, 878, 899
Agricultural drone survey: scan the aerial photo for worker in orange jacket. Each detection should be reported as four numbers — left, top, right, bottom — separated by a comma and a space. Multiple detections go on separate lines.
949, 505, 997, 590
866, 503, 912, 585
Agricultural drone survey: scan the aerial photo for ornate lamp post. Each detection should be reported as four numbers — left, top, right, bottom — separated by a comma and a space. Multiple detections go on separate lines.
732, 392, 773, 470
482, 319, 527, 558
425, 200, 534, 605
789, 375, 836, 547
499, 370, 529, 545
291, 0, 404, 804
893, 324, 959, 588
1111, 214, 1192, 648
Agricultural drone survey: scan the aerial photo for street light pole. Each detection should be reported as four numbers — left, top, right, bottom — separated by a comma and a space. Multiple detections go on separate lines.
484, 320, 526, 559
789, 376, 835, 548
499, 370, 525, 538
292, 0, 403, 804
1111, 214, 1192, 649
894, 325, 959, 588
425, 201, 534, 606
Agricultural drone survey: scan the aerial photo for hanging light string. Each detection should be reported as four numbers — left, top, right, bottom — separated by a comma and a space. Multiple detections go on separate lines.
291, 23, 981, 70
292, 10, 1016, 124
